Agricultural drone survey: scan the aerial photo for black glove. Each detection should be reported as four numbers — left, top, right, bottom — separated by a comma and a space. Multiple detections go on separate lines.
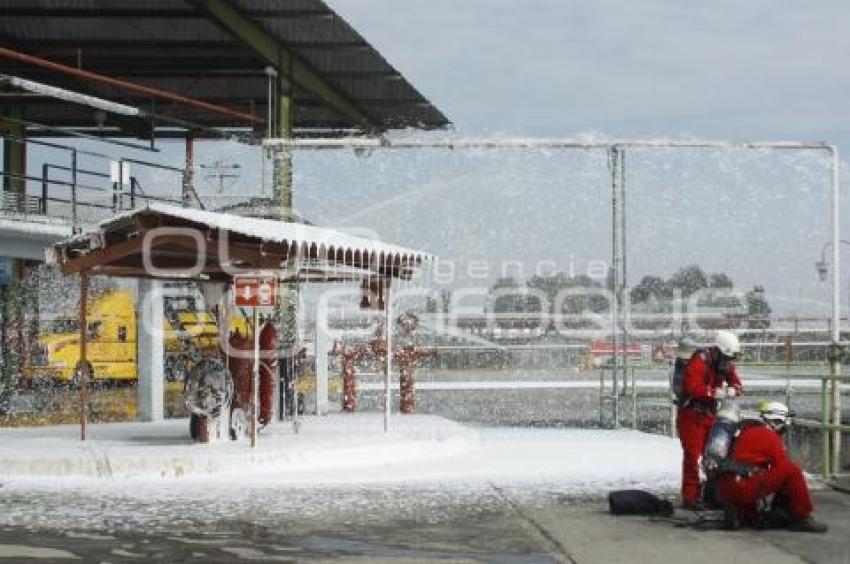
718, 459, 753, 478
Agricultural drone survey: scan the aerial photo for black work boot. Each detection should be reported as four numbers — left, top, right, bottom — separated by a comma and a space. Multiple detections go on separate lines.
788, 516, 829, 533
680, 501, 706, 511
722, 503, 740, 531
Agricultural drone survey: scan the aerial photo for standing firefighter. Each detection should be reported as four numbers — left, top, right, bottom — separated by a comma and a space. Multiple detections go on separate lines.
718, 402, 828, 533
677, 330, 743, 509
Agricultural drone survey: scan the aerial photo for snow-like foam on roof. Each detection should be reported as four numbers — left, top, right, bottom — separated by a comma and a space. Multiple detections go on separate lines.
60, 203, 434, 263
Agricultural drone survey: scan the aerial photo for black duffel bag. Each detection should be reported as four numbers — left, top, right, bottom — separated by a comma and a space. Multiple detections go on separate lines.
608, 489, 674, 516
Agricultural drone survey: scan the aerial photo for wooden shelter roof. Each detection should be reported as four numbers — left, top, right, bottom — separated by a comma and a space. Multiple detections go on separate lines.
47, 203, 432, 283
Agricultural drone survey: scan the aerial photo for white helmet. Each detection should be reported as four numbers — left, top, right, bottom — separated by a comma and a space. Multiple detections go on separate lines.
715, 330, 741, 358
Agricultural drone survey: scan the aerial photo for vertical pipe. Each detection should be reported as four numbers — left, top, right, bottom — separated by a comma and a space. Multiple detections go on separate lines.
822, 376, 831, 477
71, 150, 78, 229
183, 134, 194, 207
114, 160, 122, 211
265, 66, 275, 140
631, 367, 638, 430
620, 148, 629, 427
41, 163, 48, 214
830, 146, 841, 477
78, 272, 88, 441
384, 281, 392, 433
609, 146, 620, 428
784, 375, 792, 412
251, 307, 259, 448
598, 367, 605, 426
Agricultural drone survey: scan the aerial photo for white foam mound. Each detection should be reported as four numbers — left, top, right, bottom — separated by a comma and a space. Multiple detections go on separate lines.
0, 414, 477, 480
0, 415, 681, 491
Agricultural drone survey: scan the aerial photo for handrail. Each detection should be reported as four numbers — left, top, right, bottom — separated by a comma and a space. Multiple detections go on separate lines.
795, 419, 850, 433
619, 369, 847, 478
0, 130, 189, 226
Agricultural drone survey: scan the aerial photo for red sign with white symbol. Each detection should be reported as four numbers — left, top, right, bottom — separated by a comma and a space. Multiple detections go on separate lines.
234, 275, 277, 307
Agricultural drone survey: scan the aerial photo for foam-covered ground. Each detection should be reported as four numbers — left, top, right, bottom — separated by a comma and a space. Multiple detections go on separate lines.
0, 414, 679, 485
0, 414, 682, 531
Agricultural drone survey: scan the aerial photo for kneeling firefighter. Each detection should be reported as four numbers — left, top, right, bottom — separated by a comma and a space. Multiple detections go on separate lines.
717, 401, 828, 533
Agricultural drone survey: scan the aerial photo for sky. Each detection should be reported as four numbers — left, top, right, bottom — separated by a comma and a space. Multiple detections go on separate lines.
329, 0, 850, 142
21, 1, 850, 316
317, 0, 850, 314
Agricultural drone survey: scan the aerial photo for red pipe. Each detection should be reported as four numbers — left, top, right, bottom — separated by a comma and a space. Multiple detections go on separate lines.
0, 46, 264, 125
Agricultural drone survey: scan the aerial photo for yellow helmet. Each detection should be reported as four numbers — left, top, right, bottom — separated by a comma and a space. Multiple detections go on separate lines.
758, 401, 795, 430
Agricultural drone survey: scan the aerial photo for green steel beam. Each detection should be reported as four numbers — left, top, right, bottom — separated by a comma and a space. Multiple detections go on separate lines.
190, 0, 372, 129
275, 57, 295, 220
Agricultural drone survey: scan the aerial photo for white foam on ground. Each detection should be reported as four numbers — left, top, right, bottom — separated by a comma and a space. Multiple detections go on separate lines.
0, 544, 79, 559
0, 416, 682, 531
0, 413, 680, 490
0, 414, 478, 480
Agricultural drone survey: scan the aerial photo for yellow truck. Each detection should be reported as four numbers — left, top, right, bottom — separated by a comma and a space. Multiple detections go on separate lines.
24, 290, 232, 384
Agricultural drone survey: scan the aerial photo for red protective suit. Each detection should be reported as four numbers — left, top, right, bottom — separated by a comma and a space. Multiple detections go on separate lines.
227, 330, 254, 413
718, 423, 813, 522
677, 348, 743, 503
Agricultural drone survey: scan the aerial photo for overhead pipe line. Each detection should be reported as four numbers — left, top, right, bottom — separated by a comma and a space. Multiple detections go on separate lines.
264, 137, 833, 151
0, 46, 264, 126
0, 75, 247, 143
0, 115, 158, 152
264, 135, 842, 476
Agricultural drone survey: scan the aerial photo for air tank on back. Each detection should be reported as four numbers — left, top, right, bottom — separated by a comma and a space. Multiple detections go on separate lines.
703, 398, 741, 472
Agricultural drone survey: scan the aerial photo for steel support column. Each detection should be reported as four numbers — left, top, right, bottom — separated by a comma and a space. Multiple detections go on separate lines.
274, 62, 294, 221
137, 279, 165, 422
1, 105, 26, 204
1, 106, 27, 401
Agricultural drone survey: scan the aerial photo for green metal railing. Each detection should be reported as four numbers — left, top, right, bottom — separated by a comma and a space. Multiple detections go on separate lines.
599, 365, 849, 478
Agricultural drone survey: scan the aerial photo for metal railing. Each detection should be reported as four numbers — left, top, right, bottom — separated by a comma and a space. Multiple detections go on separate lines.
0, 189, 42, 214
601, 364, 850, 478
0, 133, 190, 229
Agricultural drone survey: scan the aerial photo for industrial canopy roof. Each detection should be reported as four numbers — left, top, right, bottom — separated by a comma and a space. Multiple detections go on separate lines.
48, 203, 432, 283
0, 0, 450, 137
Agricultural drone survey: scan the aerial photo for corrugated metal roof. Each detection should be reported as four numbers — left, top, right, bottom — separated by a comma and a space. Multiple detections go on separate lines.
0, 0, 450, 136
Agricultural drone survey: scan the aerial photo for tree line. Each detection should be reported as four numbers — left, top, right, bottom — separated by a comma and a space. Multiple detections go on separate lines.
488, 264, 771, 328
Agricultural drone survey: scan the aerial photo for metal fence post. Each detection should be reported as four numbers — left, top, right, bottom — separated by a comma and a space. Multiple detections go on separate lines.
631, 366, 638, 430
40, 163, 48, 214
822, 377, 831, 478
71, 150, 78, 229
130, 177, 137, 209
829, 145, 842, 477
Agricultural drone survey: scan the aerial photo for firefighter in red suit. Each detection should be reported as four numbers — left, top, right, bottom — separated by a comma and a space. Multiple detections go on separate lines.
678, 330, 743, 508
718, 401, 828, 533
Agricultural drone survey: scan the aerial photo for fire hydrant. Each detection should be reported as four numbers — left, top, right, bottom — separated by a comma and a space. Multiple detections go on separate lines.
331, 341, 368, 412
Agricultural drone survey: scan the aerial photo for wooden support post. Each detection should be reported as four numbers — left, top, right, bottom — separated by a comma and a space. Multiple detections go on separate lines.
251, 307, 259, 448
384, 281, 392, 433
78, 271, 88, 441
